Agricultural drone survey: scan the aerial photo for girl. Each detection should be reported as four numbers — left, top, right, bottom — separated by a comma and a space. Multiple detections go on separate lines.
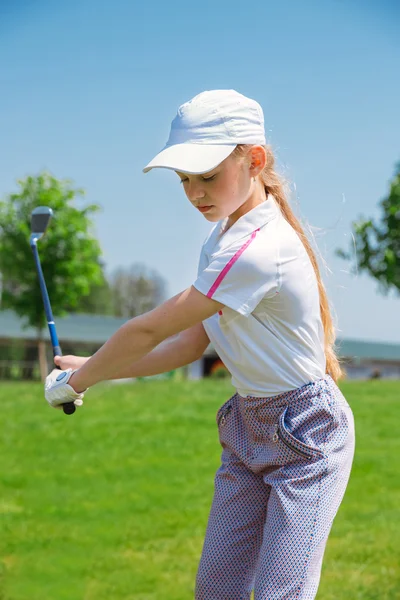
45, 89, 356, 599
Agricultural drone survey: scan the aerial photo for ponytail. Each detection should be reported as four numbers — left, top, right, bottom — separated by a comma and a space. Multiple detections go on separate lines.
234, 145, 344, 382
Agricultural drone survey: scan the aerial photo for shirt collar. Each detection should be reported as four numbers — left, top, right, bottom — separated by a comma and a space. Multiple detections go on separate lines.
208, 195, 280, 256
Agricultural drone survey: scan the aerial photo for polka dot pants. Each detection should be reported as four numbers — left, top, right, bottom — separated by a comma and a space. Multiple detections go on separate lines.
195, 375, 355, 599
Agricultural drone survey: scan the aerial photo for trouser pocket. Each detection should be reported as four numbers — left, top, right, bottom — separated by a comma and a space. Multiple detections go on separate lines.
216, 396, 235, 428
275, 405, 326, 461
244, 394, 334, 469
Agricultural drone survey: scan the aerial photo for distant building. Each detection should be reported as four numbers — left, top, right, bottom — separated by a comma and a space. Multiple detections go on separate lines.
0, 310, 126, 380
189, 339, 400, 381
0, 310, 399, 380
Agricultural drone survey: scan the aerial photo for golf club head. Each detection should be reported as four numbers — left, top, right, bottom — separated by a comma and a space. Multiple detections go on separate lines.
30, 206, 54, 243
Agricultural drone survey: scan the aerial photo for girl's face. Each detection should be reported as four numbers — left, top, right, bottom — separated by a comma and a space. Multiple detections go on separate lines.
176, 148, 262, 224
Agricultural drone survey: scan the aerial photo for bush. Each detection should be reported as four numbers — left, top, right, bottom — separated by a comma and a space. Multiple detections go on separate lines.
209, 360, 230, 379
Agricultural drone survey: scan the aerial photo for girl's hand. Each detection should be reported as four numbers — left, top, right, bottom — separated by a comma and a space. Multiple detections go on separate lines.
54, 355, 91, 371
45, 368, 86, 410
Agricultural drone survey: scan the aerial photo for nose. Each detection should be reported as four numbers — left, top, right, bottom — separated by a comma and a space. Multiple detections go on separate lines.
186, 180, 206, 203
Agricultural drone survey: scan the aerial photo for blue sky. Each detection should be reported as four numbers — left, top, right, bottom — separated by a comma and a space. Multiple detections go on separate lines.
0, 0, 399, 343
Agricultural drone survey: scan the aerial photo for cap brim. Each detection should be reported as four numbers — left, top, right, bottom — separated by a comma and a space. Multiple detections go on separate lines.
143, 143, 237, 174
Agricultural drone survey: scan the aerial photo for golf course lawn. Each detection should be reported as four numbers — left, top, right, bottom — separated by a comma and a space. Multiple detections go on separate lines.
0, 378, 399, 599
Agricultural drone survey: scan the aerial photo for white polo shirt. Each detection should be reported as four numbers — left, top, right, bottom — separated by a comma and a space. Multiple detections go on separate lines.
193, 195, 326, 398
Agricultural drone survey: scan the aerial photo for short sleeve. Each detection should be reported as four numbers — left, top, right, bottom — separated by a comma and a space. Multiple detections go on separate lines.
193, 233, 280, 316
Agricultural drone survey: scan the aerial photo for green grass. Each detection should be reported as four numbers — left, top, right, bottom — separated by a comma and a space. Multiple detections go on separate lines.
0, 379, 399, 599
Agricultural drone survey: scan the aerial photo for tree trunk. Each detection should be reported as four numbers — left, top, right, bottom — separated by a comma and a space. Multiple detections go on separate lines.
37, 330, 48, 382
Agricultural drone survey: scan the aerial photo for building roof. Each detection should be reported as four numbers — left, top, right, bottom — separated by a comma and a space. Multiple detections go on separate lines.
0, 309, 400, 361
334, 338, 400, 362
203, 337, 400, 362
0, 310, 127, 344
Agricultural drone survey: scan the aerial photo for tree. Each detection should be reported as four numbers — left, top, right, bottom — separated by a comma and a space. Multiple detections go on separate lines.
337, 163, 400, 294
77, 271, 114, 315
0, 172, 105, 379
110, 263, 167, 318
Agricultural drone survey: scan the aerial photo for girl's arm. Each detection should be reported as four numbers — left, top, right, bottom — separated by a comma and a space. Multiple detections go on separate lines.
69, 286, 223, 392
104, 322, 209, 379
55, 322, 210, 378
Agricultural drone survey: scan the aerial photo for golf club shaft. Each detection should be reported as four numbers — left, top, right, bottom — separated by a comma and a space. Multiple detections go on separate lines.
31, 240, 76, 415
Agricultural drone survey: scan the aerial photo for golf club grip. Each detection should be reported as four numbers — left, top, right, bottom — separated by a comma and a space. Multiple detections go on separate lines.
55, 365, 76, 416
63, 403, 76, 414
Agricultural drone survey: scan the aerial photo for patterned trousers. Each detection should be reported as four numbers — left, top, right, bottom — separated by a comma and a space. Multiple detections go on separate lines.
195, 376, 355, 599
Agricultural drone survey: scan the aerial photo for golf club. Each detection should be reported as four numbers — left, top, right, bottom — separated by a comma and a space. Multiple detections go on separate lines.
30, 206, 76, 415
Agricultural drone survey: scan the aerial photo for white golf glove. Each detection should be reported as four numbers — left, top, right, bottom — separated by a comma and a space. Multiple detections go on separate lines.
45, 368, 86, 409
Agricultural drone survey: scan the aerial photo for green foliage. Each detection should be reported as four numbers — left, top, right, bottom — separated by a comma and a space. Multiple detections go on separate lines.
337, 163, 400, 294
0, 172, 105, 331
77, 273, 115, 315
210, 365, 230, 379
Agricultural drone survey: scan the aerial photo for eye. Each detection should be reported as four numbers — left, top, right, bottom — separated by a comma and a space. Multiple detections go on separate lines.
179, 174, 216, 184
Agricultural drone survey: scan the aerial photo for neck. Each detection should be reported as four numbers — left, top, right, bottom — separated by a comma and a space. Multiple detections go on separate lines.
227, 180, 268, 228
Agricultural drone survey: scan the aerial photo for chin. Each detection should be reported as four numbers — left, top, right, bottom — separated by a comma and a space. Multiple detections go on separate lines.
203, 213, 221, 222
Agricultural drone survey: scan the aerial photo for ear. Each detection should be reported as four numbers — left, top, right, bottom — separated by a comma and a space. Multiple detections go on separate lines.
248, 146, 267, 178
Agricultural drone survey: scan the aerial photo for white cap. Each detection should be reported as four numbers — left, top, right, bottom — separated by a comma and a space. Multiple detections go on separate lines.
143, 89, 267, 174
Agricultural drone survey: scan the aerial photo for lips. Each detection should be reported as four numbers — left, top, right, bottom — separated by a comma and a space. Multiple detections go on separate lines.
197, 205, 213, 212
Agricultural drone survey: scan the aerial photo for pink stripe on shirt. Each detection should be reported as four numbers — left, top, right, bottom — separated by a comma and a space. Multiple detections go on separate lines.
207, 228, 260, 299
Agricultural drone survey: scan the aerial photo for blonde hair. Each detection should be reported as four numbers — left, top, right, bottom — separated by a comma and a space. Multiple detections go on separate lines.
233, 144, 344, 382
